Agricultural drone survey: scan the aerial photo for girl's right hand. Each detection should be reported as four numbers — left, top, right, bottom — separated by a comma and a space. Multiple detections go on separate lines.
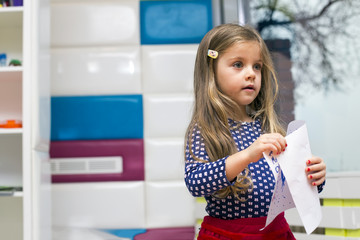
245, 133, 287, 163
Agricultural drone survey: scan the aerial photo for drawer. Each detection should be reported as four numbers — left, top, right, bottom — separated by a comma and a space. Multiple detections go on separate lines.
52, 181, 145, 228
50, 139, 144, 182
140, 0, 212, 44
51, 46, 141, 96
51, 95, 143, 140
51, 0, 139, 46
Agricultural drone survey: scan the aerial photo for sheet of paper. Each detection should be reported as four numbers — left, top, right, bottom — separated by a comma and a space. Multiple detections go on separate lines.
262, 120, 322, 234
262, 166, 295, 230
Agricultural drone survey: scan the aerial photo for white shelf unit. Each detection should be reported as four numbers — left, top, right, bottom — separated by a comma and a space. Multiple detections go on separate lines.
0, 8, 25, 239
0, 2, 51, 240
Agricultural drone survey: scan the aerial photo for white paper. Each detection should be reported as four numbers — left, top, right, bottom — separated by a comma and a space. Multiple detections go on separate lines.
262, 120, 322, 234
262, 166, 296, 230
264, 150, 281, 180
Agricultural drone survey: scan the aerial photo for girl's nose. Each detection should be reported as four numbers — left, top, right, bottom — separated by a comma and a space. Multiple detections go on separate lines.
245, 66, 256, 81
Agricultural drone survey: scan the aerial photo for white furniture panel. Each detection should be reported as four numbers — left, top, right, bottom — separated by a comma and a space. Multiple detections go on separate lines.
144, 94, 193, 138
320, 173, 360, 199
145, 181, 195, 228
145, 138, 184, 181
293, 233, 346, 240
141, 44, 197, 94
194, 199, 207, 220
286, 206, 360, 230
51, 0, 139, 46
31, 150, 52, 240
32, 49, 50, 152
23, 1, 52, 238
52, 182, 145, 229
51, 46, 141, 96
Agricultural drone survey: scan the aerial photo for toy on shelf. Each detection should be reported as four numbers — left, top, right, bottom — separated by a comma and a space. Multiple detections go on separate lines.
0, 119, 22, 128
1, 0, 10, 7
0, 0, 23, 7
12, 0, 23, 6
0, 186, 22, 196
9, 59, 21, 66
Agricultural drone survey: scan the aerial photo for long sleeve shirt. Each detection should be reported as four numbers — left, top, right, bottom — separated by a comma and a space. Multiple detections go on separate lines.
184, 119, 324, 220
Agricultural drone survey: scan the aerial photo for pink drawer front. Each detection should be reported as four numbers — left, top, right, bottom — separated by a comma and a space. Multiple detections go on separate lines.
50, 139, 144, 182
133, 227, 195, 240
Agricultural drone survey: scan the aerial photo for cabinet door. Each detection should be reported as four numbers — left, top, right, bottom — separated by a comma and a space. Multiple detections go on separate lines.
23, 0, 51, 239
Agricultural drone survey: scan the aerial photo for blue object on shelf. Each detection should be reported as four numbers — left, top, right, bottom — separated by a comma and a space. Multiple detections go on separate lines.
0, 53, 7, 67
51, 95, 143, 140
140, 0, 213, 44
13, 0, 23, 6
101, 229, 147, 240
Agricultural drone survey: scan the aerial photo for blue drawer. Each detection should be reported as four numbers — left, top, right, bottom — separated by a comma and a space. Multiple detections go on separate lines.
140, 0, 213, 44
51, 95, 143, 140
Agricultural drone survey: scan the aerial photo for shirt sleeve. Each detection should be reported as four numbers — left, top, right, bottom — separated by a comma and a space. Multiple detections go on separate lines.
184, 125, 233, 197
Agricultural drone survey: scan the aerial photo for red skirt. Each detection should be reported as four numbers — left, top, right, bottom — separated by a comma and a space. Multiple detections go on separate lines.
198, 212, 296, 240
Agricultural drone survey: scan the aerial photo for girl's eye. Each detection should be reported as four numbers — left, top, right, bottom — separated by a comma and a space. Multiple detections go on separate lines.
254, 63, 262, 71
233, 62, 243, 68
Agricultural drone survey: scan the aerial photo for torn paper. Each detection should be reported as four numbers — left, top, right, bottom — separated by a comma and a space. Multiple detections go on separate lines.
262, 120, 322, 234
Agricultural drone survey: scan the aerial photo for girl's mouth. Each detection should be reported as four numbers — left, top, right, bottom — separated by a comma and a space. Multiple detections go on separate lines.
243, 85, 255, 91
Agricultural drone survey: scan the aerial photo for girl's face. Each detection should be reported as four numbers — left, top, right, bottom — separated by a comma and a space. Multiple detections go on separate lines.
215, 41, 262, 112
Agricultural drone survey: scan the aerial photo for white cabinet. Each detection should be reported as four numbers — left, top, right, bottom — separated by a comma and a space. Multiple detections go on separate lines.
0, 2, 51, 240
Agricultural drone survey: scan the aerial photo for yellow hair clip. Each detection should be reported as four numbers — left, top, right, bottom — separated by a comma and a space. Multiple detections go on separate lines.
207, 49, 218, 59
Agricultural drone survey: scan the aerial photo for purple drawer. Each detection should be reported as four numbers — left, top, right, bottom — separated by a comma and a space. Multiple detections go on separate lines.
134, 227, 195, 240
50, 139, 144, 182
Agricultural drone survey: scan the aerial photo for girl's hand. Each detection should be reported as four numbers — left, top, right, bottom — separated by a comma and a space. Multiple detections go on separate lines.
225, 133, 287, 181
306, 156, 326, 186
245, 133, 287, 164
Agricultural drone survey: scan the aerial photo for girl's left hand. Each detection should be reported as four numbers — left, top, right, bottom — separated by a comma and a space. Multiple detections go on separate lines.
306, 156, 326, 186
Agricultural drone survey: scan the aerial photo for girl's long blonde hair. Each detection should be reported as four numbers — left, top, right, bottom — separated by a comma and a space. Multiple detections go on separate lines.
185, 24, 285, 200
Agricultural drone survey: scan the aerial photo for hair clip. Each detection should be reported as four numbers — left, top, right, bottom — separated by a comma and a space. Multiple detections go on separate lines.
207, 49, 218, 59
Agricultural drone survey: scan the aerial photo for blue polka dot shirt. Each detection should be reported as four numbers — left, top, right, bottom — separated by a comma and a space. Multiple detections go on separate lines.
184, 119, 324, 220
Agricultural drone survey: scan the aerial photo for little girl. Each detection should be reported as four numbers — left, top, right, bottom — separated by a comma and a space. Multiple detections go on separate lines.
184, 24, 326, 239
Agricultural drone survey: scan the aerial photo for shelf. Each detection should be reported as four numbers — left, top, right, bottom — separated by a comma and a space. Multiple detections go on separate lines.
0, 191, 23, 197
0, 66, 23, 72
13, 191, 23, 197
0, 128, 23, 134
0, 7, 23, 13
0, 186, 23, 197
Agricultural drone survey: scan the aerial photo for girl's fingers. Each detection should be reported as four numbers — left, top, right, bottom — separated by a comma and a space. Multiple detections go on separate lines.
307, 169, 326, 181
268, 140, 282, 154
310, 176, 326, 186
252, 133, 287, 158
263, 134, 287, 155
306, 157, 326, 174
306, 162, 326, 173
306, 156, 323, 165
307, 167, 326, 186
306, 155, 326, 186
